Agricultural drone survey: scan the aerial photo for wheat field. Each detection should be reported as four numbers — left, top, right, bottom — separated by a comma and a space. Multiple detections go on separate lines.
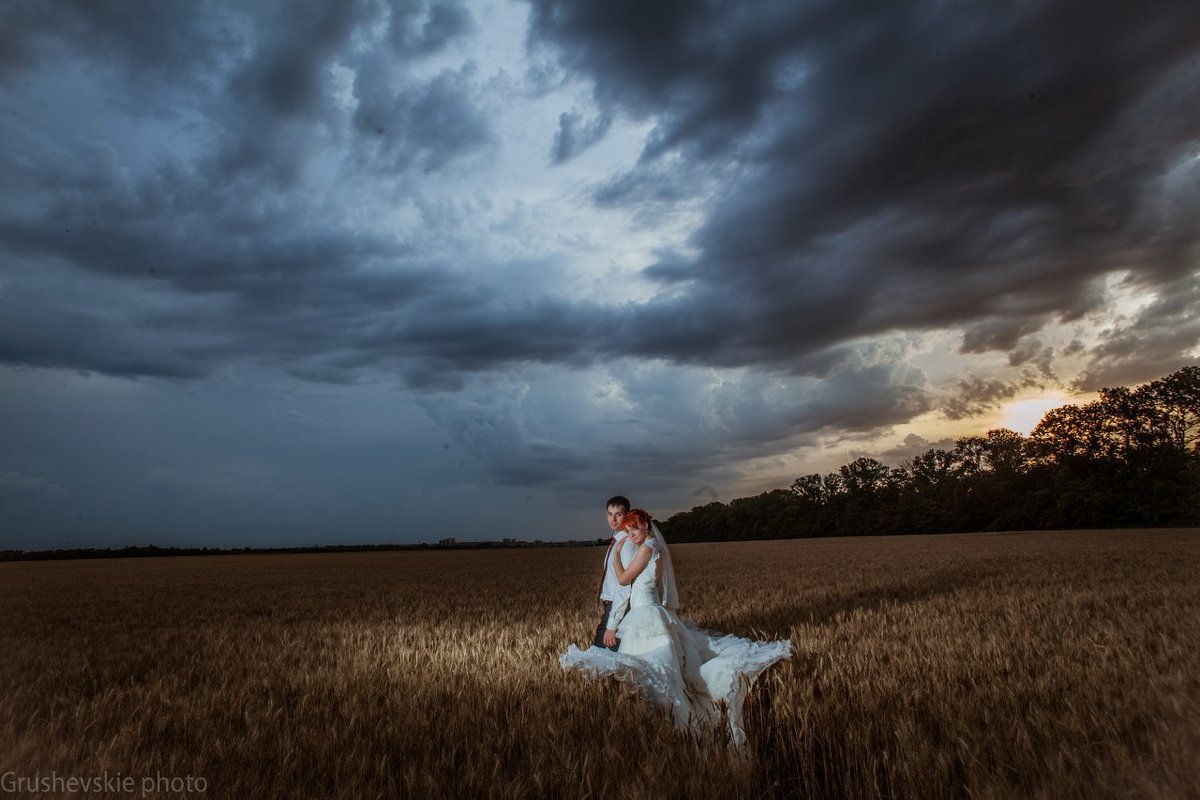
2, 529, 1198, 799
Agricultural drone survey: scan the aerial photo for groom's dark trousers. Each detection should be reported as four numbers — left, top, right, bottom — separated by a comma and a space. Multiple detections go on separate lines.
593, 601, 620, 651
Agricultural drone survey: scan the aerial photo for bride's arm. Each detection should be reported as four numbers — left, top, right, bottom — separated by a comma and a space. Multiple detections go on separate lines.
614, 545, 653, 585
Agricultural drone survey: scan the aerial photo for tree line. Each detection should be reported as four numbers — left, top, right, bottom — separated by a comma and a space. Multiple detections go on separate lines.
659, 365, 1200, 542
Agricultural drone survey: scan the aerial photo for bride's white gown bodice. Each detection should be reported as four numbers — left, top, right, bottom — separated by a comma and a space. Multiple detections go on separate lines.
561, 544, 791, 750
628, 549, 662, 607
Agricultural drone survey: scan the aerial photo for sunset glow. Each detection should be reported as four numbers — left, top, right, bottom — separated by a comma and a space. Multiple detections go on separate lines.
999, 393, 1072, 436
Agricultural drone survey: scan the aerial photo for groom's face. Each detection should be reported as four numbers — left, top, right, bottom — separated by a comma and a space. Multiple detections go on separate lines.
606, 505, 628, 532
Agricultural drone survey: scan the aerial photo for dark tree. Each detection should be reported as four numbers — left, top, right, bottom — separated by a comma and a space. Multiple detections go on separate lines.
662, 365, 1200, 541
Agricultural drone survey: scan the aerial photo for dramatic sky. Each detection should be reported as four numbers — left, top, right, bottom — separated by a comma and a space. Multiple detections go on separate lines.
2, 1, 1199, 548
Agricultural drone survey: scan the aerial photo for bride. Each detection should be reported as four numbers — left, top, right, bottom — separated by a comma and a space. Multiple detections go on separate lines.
560, 509, 792, 750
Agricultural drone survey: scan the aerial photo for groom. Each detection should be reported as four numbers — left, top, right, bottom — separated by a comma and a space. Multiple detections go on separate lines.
594, 495, 639, 652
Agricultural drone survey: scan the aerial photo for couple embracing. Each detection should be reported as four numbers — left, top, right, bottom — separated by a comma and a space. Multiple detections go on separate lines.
560, 496, 792, 750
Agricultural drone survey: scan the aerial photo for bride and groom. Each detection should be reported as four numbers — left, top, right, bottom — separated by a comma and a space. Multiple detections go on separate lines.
560, 496, 792, 750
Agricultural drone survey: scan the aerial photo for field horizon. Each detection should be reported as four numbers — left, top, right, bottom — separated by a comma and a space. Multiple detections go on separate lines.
8, 524, 1199, 562
3, 528, 1198, 798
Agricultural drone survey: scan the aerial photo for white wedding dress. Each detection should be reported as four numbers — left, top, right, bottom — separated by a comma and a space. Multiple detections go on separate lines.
560, 538, 792, 750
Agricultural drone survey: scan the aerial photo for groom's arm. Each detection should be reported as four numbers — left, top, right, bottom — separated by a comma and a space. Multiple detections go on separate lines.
603, 539, 639, 637
604, 595, 631, 647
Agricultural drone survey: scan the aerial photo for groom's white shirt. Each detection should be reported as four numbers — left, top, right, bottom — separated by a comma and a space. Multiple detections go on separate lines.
600, 532, 639, 631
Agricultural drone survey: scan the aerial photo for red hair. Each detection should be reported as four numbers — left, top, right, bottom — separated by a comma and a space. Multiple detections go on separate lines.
622, 509, 653, 530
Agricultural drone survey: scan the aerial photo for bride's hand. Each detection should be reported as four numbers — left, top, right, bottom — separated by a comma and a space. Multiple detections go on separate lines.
612, 541, 625, 572
615, 544, 653, 586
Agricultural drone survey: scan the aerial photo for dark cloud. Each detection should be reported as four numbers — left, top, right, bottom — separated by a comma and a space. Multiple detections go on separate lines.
352, 59, 493, 173
417, 357, 932, 495
4, 0, 1200, 544
0, 0, 239, 86
1074, 273, 1200, 390
942, 371, 1045, 421
232, 2, 364, 119
1007, 338, 1055, 372
592, 156, 718, 211
0, 296, 213, 379
530, 0, 1200, 374
961, 318, 1051, 356
388, 0, 475, 55
210, 1, 486, 187
0, 0, 497, 385
0, 0, 489, 190
7, 0, 1198, 393
527, 0, 800, 157
550, 108, 613, 163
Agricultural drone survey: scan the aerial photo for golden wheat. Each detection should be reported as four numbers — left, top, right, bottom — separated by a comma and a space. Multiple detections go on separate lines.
1, 529, 1198, 799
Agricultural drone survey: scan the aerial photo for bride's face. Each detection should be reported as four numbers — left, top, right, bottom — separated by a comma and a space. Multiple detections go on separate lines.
627, 523, 649, 544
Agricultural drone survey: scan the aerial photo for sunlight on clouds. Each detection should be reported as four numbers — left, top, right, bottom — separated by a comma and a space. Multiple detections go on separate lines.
1101, 270, 1157, 322
998, 391, 1070, 435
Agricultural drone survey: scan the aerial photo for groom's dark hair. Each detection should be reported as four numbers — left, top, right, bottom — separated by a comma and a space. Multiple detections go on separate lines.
606, 495, 630, 512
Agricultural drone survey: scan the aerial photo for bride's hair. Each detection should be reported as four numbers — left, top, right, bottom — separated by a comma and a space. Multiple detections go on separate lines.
623, 508, 654, 532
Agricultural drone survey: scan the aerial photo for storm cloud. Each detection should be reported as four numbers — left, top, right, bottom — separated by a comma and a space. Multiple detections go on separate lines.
2, 0, 1198, 545
529, 0, 1200, 376
5, 0, 1199, 384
